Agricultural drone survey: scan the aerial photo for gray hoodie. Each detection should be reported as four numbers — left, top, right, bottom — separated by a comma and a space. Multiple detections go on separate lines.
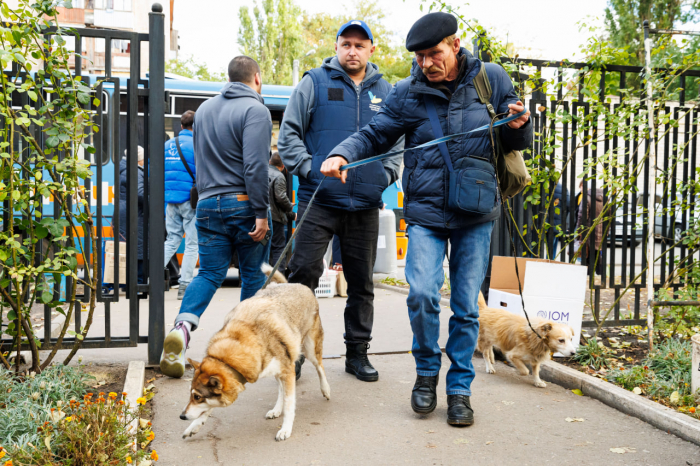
193, 82, 272, 218
278, 57, 403, 184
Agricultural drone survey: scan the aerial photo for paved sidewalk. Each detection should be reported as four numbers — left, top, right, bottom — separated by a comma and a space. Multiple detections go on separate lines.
152, 354, 700, 465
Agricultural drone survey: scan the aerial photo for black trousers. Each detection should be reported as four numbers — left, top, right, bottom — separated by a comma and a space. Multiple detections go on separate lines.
269, 220, 288, 270
288, 203, 379, 344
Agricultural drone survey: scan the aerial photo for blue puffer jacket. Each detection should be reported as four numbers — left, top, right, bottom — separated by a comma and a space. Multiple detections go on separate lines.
331, 48, 533, 229
164, 129, 196, 204
297, 60, 393, 211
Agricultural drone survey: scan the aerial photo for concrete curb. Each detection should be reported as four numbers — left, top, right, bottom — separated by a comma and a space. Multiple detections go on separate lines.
541, 360, 700, 446
376, 281, 700, 446
375, 282, 451, 307
123, 360, 146, 444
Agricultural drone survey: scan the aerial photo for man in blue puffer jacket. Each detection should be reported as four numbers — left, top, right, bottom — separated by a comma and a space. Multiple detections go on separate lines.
279, 20, 403, 383
322, 13, 532, 426
163, 110, 198, 300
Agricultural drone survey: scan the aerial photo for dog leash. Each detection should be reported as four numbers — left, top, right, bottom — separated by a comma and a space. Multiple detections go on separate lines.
261, 108, 527, 290
486, 113, 543, 340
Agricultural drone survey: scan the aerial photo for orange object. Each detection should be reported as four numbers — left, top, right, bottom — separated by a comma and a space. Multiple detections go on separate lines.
396, 236, 408, 260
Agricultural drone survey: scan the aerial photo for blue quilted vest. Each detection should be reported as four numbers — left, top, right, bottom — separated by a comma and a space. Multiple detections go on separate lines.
298, 64, 392, 210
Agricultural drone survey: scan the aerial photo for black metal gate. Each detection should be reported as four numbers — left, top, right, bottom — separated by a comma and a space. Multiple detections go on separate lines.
1, 5, 165, 364
477, 43, 700, 329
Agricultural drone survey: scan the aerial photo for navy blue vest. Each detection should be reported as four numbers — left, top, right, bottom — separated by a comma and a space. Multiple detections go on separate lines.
298, 65, 392, 210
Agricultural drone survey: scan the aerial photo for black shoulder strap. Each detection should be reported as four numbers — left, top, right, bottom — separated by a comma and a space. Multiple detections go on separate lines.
424, 96, 454, 172
175, 137, 195, 184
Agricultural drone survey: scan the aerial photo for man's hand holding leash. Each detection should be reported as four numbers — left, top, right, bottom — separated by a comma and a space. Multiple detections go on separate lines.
507, 100, 530, 129
320, 156, 349, 183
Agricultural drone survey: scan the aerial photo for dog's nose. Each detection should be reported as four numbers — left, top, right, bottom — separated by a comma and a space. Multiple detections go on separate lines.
180, 414, 188, 421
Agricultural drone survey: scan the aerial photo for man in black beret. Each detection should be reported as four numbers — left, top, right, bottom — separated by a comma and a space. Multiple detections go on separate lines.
321, 12, 532, 426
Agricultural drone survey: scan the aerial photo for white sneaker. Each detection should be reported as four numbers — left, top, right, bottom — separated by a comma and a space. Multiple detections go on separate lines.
160, 323, 190, 378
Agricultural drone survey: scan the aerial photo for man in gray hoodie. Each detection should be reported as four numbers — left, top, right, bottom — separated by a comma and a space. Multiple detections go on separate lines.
278, 20, 402, 382
160, 55, 273, 378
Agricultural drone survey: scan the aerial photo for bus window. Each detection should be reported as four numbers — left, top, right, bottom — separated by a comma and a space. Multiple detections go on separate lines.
173, 96, 208, 115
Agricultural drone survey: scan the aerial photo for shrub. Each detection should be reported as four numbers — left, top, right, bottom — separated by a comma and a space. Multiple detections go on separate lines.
0, 366, 156, 465
573, 338, 613, 370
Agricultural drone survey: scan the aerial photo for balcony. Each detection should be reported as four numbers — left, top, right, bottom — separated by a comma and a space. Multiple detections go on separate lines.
54, 7, 85, 24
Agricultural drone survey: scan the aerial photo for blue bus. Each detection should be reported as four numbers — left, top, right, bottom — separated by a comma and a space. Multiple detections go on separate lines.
71, 76, 406, 266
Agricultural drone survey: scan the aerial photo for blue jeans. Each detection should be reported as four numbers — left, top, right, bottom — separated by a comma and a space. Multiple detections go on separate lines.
405, 221, 494, 396
175, 194, 271, 330
164, 201, 199, 287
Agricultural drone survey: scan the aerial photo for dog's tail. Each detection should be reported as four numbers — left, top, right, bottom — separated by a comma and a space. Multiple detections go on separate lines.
478, 292, 488, 312
261, 263, 287, 284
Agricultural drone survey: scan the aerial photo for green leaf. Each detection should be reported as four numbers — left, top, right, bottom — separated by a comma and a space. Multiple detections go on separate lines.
41, 291, 53, 304
571, 389, 584, 396
46, 135, 60, 148
35, 225, 49, 239
27, 90, 37, 101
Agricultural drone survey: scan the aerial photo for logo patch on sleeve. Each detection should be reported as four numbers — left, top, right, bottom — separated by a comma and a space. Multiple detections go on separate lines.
328, 88, 344, 101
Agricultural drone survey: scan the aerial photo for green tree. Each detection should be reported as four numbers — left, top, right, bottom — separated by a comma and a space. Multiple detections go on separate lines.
237, 0, 305, 86
604, 0, 699, 66
165, 55, 226, 81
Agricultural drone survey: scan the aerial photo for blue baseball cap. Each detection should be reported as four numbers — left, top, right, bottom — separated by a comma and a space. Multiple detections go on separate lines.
336, 20, 374, 43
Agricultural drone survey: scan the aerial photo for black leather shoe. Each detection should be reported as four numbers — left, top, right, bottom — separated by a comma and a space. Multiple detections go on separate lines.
345, 343, 379, 382
447, 394, 474, 426
411, 374, 438, 414
295, 354, 305, 381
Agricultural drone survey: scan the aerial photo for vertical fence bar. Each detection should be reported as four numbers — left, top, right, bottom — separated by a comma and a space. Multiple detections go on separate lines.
147, 3, 166, 365
644, 20, 656, 349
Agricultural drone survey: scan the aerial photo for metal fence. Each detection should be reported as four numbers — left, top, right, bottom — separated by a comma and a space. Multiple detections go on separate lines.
0, 5, 166, 363
481, 48, 700, 328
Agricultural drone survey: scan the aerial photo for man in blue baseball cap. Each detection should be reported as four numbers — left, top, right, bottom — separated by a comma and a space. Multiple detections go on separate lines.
279, 20, 403, 382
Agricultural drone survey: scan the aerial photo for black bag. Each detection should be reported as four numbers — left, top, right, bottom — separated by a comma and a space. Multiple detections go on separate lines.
175, 136, 198, 209
424, 97, 498, 215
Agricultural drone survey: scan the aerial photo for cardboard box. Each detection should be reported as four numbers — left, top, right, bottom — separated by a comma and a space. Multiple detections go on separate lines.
103, 250, 127, 284
487, 256, 588, 356
104, 241, 126, 254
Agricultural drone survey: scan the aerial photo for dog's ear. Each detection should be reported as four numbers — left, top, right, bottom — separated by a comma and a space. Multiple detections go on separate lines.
538, 322, 553, 335
187, 358, 201, 371
208, 376, 222, 394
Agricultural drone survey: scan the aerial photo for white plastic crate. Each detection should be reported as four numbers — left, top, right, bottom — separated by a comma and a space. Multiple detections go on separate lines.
314, 266, 338, 298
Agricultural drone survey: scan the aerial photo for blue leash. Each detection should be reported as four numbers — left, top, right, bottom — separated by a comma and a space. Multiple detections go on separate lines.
261, 109, 527, 289
339, 109, 527, 171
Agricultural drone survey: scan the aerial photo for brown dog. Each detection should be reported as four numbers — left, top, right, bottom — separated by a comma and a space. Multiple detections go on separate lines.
477, 292, 576, 388
181, 265, 330, 441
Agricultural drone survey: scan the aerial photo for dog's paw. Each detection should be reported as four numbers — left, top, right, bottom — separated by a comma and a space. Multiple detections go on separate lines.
321, 382, 331, 400
534, 380, 547, 388
266, 408, 282, 419
275, 426, 293, 441
182, 424, 200, 439
485, 366, 496, 374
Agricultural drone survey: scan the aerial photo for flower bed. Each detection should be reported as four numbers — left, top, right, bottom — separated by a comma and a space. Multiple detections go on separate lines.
0, 365, 157, 465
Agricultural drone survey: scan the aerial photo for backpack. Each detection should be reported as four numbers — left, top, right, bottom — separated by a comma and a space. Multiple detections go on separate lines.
473, 65, 531, 199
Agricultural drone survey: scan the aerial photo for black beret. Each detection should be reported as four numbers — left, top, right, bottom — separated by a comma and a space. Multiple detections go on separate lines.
405, 12, 458, 52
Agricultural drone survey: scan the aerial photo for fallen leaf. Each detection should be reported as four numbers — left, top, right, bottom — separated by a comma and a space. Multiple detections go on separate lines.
139, 418, 150, 429
632, 387, 642, 395
426, 429, 435, 434
610, 447, 636, 454
485, 441, 493, 445
571, 389, 584, 396
426, 442, 437, 448
146, 377, 155, 384
144, 384, 155, 392
670, 391, 680, 405
453, 438, 469, 445
501, 401, 515, 405
44, 434, 52, 452
565, 417, 585, 422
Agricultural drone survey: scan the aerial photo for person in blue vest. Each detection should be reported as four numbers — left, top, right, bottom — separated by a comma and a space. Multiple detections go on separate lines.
163, 110, 198, 300
278, 20, 403, 382
321, 13, 532, 426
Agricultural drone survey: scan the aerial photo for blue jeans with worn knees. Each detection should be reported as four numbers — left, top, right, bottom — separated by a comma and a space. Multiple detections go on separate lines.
175, 194, 271, 330
405, 221, 494, 396
164, 201, 199, 287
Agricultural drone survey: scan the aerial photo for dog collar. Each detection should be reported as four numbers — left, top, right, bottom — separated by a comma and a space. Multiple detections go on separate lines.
209, 356, 248, 385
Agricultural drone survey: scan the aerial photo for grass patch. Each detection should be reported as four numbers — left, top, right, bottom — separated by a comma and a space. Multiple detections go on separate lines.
573, 338, 614, 370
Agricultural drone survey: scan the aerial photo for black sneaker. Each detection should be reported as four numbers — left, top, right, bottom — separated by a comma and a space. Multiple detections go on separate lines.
411, 374, 439, 414
447, 394, 474, 426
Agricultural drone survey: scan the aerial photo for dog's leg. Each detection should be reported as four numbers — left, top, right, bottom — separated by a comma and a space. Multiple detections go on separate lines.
531, 360, 547, 388
482, 345, 496, 374
266, 376, 284, 419
508, 355, 531, 377
303, 318, 330, 400
182, 409, 212, 439
276, 371, 296, 441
